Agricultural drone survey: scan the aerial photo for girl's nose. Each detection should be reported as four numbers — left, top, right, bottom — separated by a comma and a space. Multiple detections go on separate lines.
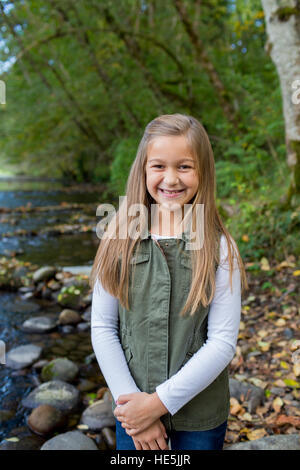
164, 171, 179, 185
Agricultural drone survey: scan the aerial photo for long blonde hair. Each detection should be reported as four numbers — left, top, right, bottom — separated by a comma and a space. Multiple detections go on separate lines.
89, 113, 248, 316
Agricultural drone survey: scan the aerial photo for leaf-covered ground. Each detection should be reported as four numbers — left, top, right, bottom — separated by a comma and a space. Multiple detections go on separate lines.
226, 256, 300, 443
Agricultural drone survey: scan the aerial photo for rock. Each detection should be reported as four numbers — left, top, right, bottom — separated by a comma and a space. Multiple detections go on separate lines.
41, 358, 79, 382
32, 359, 49, 370
60, 325, 75, 334
40, 430, 98, 450
18, 286, 35, 293
101, 427, 116, 449
76, 322, 90, 332
77, 379, 97, 392
21, 316, 58, 334
80, 400, 115, 431
6, 344, 42, 370
10, 299, 40, 314
32, 266, 57, 283
0, 409, 15, 423
58, 309, 81, 325
82, 306, 91, 322
20, 292, 35, 300
229, 378, 265, 413
21, 380, 80, 412
225, 434, 300, 450
82, 293, 92, 306
84, 352, 96, 365
0, 435, 45, 450
27, 404, 66, 436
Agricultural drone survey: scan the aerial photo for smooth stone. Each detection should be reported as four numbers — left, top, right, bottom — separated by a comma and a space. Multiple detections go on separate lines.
10, 299, 40, 314
32, 359, 49, 370
21, 379, 80, 412
101, 427, 116, 449
27, 404, 66, 436
82, 307, 91, 322
60, 325, 75, 334
80, 400, 115, 431
0, 435, 45, 450
77, 379, 97, 392
225, 434, 300, 450
40, 430, 98, 450
32, 266, 57, 283
0, 409, 15, 422
84, 352, 96, 365
58, 309, 81, 325
62, 266, 92, 276
6, 344, 42, 370
76, 322, 90, 332
41, 358, 79, 382
229, 378, 265, 413
22, 316, 58, 333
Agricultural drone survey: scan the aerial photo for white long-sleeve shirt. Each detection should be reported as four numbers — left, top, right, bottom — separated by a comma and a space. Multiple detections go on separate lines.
91, 233, 241, 416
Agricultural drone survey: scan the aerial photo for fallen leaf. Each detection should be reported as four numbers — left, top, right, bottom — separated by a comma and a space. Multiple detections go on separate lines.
260, 257, 270, 271
272, 397, 283, 413
292, 270, 300, 276
246, 428, 267, 440
275, 415, 300, 427
275, 318, 286, 326
77, 424, 89, 430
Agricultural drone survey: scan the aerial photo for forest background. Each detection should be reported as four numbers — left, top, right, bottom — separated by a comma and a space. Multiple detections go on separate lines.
1, 0, 300, 263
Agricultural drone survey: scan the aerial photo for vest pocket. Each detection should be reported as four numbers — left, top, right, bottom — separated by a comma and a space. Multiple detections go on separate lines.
130, 252, 150, 289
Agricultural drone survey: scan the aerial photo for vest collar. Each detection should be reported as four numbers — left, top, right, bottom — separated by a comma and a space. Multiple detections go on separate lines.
142, 227, 190, 243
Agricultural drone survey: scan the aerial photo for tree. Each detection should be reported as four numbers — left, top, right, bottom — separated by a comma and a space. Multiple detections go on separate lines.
261, 0, 300, 205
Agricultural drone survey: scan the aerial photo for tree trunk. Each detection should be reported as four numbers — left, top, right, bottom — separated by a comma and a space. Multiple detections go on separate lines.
261, 0, 300, 204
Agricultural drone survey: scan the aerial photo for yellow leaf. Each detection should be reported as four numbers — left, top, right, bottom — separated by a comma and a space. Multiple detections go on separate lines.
242, 234, 249, 242
238, 412, 252, 421
272, 396, 283, 412
77, 424, 89, 430
239, 321, 246, 330
5, 437, 19, 442
274, 379, 286, 387
275, 318, 286, 327
284, 379, 300, 389
293, 270, 300, 276
258, 341, 270, 352
246, 428, 267, 440
280, 361, 289, 370
248, 377, 268, 388
260, 257, 270, 271
258, 329, 268, 338
293, 364, 300, 377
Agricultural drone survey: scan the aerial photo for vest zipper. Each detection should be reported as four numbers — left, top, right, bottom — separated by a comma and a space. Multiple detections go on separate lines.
152, 237, 173, 431
153, 238, 167, 260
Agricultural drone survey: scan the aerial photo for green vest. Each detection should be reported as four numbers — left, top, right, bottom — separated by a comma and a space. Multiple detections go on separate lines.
112, 228, 230, 431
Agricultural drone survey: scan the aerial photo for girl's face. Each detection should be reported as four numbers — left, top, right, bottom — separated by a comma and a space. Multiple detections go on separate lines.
145, 135, 199, 211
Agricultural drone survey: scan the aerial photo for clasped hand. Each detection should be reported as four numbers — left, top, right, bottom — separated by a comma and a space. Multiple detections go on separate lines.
114, 392, 169, 450
114, 391, 164, 435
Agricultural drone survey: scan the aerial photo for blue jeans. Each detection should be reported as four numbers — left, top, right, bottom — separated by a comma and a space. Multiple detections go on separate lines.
115, 418, 227, 450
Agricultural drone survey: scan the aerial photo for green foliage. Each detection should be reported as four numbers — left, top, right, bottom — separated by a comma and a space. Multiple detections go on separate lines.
109, 137, 140, 195
0, 0, 298, 260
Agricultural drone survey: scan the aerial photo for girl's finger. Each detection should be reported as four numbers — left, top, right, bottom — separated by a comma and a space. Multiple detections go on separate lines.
141, 441, 150, 450
159, 421, 168, 439
149, 440, 159, 451
157, 436, 169, 450
133, 439, 142, 450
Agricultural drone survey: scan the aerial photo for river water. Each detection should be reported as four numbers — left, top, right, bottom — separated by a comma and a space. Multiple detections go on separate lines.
0, 178, 112, 441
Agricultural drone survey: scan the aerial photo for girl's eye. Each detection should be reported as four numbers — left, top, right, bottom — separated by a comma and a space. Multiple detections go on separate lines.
152, 165, 191, 169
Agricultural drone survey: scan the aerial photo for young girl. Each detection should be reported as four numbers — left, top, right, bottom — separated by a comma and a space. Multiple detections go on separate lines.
90, 113, 248, 450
